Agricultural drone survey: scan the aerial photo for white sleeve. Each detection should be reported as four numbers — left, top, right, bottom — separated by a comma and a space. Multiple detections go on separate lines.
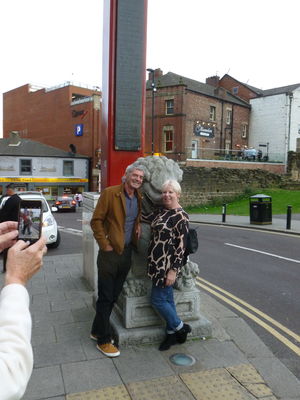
0, 284, 33, 400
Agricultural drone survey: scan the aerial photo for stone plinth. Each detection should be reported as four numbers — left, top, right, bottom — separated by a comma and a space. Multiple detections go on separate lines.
82, 192, 100, 291
82, 188, 212, 346
115, 285, 201, 329
110, 309, 212, 346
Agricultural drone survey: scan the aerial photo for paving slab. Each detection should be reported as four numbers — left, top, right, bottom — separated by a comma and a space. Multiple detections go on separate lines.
54, 321, 91, 343
61, 358, 123, 394
127, 375, 195, 400
250, 357, 300, 399
33, 339, 86, 368
22, 366, 65, 400
113, 345, 174, 383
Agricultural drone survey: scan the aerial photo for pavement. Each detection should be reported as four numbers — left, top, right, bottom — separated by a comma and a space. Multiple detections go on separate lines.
1, 214, 300, 400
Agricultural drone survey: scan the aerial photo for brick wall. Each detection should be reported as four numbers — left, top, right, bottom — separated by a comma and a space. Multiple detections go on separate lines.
3, 84, 101, 191
219, 75, 258, 102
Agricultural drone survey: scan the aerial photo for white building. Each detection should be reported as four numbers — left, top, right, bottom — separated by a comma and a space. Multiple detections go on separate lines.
0, 131, 89, 200
249, 83, 300, 165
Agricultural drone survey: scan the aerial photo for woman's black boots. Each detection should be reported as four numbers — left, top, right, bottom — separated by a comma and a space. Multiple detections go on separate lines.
175, 323, 192, 344
159, 324, 192, 351
159, 333, 177, 351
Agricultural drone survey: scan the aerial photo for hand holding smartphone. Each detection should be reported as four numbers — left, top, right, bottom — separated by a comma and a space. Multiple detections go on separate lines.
18, 200, 43, 244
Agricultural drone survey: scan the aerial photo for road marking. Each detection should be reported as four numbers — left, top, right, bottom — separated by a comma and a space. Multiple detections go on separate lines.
196, 278, 300, 356
57, 226, 82, 236
197, 276, 300, 343
225, 242, 300, 264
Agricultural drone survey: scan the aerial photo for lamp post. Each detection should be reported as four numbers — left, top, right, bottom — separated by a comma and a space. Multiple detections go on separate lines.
147, 68, 156, 155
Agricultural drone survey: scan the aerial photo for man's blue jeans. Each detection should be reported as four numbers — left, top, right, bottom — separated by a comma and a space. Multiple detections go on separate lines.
151, 285, 183, 334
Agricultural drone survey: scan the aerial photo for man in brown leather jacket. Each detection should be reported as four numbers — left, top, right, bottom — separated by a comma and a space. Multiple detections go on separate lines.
90, 164, 144, 357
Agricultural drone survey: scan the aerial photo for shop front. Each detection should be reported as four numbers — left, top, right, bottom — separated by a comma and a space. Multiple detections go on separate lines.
0, 178, 88, 204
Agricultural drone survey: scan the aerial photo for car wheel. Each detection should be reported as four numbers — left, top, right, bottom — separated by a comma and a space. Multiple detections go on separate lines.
47, 230, 61, 249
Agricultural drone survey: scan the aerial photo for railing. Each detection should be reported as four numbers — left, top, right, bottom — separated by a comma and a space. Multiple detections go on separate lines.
186, 147, 284, 163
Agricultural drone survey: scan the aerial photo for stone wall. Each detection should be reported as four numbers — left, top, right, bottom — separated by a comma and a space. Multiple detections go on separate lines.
180, 166, 283, 207
286, 151, 300, 181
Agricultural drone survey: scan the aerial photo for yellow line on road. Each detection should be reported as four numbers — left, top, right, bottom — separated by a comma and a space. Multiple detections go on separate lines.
196, 279, 300, 356
197, 276, 300, 343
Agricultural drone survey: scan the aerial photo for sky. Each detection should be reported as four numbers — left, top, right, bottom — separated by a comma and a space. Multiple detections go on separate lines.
1, 0, 299, 136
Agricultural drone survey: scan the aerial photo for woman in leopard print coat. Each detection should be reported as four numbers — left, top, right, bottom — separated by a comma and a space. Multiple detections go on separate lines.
143, 179, 192, 351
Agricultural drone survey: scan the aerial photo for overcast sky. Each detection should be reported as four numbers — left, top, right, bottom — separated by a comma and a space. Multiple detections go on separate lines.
1, 0, 299, 136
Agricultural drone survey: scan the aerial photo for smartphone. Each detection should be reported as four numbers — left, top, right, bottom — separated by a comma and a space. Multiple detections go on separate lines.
18, 200, 43, 243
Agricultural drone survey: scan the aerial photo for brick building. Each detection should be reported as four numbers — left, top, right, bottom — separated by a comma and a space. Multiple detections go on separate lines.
215, 74, 300, 163
146, 69, 250, 162
217, 74, 263, 102
3, 83, 101, 191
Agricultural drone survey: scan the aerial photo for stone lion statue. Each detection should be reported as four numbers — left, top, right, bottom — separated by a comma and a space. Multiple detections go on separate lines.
127, 155, 199, 293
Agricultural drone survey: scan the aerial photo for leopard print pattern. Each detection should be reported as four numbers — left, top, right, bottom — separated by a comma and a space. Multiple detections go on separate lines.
146, 207, 189, 287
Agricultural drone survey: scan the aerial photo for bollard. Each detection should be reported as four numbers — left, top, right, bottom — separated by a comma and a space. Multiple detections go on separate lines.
222, 203, 226, 223
286, 205, 292, 229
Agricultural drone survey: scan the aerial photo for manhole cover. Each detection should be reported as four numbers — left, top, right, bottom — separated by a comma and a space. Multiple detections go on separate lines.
169, 353, 196, 366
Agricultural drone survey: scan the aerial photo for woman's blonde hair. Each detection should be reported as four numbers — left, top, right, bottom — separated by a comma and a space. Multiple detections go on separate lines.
162, 179, 181, 195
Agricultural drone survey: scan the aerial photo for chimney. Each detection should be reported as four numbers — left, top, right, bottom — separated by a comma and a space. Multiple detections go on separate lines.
148, 68, 163, 80
206, 75, 220, 87
8, 131, 21, 146
154, 68, 163, 78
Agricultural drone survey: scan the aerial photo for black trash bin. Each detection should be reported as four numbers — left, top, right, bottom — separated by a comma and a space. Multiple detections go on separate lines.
249, 194, 272, 225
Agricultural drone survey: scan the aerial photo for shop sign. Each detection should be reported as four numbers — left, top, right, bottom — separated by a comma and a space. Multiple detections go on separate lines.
194, 122, 214, 138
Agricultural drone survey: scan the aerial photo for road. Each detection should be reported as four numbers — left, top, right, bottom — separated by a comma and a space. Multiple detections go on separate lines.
46, 207, 83, 256
190, 223, 300, 380
49, 210, 300, 379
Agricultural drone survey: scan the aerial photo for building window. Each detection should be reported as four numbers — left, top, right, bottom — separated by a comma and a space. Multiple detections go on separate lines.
63, 160, 74, 176
165, 99, 174, 115
209, 106, 216, 121
226, 109, 232, 125
163, 128, 174, 152
232, 86, 239, 95
242, 124, 248, 138
20, 159, 32, 175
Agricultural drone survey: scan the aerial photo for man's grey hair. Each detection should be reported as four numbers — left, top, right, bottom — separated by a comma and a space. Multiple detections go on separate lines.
125, 164, 145, 176
121, 163, 145, 183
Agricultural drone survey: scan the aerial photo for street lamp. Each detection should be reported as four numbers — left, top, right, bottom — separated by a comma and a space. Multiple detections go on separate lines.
147, 68, 156, 155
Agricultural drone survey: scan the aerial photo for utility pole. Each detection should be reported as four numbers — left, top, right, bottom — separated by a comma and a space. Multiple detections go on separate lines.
147, 68, 156, 155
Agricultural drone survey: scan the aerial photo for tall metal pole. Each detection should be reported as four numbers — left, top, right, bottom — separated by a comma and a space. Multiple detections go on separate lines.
147, 68, 155, 155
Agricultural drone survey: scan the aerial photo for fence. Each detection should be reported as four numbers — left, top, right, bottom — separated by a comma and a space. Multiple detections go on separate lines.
186, 147, 284, 163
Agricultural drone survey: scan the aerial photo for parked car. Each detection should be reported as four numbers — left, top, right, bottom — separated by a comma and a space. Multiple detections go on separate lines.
54, 196, 77, 212
0, 191, 60, 248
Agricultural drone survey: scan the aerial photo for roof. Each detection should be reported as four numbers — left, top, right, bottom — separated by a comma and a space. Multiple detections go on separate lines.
147, 72, 250, 107
221, 73, 300, 98
260, 83, 300, 97
220, 74, 264, 96
0, 138, 88, 158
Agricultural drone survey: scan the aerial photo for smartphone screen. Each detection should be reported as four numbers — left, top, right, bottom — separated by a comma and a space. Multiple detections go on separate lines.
18, 200, 43, 243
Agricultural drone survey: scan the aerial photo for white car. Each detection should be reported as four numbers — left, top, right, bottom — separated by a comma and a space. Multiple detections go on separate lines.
0, 191, 60, 248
